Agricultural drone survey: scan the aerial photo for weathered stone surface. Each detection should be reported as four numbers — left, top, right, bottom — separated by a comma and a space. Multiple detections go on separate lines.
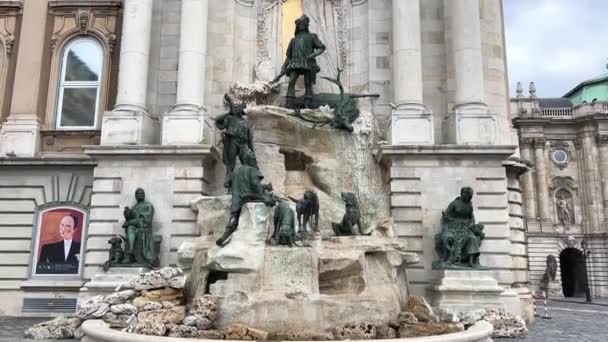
132, 321, 167, 336
102, 312, 132, 328
132, 287, 183, 308
333, 322, 377, 340
24, 316, 82, 340
398, 311, 419, 325
482, 308, 528, 338
436, 307, 460, 323
459, 309, 486, 327
223, 323, 269, 340
269, 330, 334, 341
246, 106, 390, 235
137, 306, 187, 326
110, 303, 137, 315
190, 195, 231, 238
183, 315, 213, 330
162, 301, 176, 309
398, 322, 464, 338
189, 295, 220, 321
406, 296, 438, 322
77, 296, 110, 319
73, 327, 85, 339
375, 325, 398, 339
140, 302, 163, 311
126, 267, 185, 290
104, 290, 137, 305
205, 203, 270, 272
198, 329, 225, 339
166, 324, 200, 338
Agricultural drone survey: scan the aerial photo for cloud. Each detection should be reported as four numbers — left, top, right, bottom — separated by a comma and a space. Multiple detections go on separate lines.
504, 0, 608, 97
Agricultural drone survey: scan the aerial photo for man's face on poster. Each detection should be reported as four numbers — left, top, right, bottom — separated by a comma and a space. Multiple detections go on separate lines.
59, 216, 76, 240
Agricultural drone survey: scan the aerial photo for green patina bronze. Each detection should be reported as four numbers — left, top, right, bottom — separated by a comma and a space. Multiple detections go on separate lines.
216, 152, 274, 247
272, 201, 296, 247
433, 187, 487, 270
105, 188, 161, 269
276, 14, 326, 108
332, 192, 363, 236
215, 94, 256, 190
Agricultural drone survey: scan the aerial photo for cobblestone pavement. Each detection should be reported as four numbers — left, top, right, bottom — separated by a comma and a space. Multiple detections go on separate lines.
504, 300, 608, 342
1, 300, 608, 341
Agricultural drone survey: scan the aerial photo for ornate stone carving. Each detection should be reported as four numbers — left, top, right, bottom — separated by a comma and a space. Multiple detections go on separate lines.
533, 137, 546, 149
596, 134, 608, 146
520, 137, 534, 146
573, 137, 582, 148
550, 176, 578, 192
78, 11, 90, 35
549, 141, 571, 170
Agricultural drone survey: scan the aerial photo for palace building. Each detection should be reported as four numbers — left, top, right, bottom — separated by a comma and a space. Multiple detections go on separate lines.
0, 0, 542, 319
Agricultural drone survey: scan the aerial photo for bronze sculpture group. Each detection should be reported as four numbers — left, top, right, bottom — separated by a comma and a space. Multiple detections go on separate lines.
103, 188, 161, 271
104, 14, 488, 273
433, 187, 486, 269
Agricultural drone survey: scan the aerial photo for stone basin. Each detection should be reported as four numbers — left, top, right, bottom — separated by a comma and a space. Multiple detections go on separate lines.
81, 320, 494, 342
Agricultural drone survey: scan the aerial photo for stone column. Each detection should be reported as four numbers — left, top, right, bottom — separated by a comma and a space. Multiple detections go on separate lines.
444, 0, 495, 145
388, 0, 433, 145
0, 0, 48, 157
161, 0, 209, 145
596, 134, 608, 224
519, 138, 538, 230
533, 138, 551, 227
100, 0, 156, 145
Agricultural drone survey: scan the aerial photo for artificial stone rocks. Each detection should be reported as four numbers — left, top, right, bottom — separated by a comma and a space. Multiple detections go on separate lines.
77, 296, 110, 319
398, 322, 464, 338
24, 316, 82, 340
126, 267, 185, 291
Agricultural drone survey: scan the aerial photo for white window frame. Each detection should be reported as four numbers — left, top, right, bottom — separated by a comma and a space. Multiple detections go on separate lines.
55, 37, 103, 130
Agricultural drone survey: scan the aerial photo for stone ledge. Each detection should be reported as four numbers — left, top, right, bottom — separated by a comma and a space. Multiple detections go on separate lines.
21, 279, 85, 290
82, 145, 220, 160
81, 319, 494, 342
0, 156, 96, 166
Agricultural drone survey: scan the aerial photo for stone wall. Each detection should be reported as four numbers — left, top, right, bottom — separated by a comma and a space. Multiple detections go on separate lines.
0, 164, 94, 315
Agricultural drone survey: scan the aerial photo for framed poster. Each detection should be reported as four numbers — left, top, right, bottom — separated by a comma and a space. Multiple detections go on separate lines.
31, 205, 88, 277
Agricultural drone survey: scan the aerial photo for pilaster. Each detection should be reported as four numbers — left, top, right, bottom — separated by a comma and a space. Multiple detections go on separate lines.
533, 138, 551, 226
519, 137, 538, 231
595, 134, 608, 224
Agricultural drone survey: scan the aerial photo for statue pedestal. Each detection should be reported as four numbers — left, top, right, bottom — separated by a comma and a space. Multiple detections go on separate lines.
541, 281, 563, 299
428, 270, 505, 312
81, 267, 149, 295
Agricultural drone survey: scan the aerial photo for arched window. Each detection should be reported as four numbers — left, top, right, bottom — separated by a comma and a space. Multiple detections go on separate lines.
55, 38, 103, 129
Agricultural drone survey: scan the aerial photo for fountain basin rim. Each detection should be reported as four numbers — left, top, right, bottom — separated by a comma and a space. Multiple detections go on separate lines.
81, 320, 493, 342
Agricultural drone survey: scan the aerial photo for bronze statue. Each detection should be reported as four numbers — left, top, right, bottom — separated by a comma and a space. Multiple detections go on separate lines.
121, 188, 160, 268
215, 94, 256, 190
276, 14, 326, 108
433, 187, 486, 269
216, 152, 274, 247
293, 190, 320, 235
332, 192, 363, 236
103, 236, 124, 271
272, 201, 296, 247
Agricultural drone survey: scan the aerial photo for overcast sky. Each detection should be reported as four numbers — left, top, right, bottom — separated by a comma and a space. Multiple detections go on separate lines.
503, 0, 608, 97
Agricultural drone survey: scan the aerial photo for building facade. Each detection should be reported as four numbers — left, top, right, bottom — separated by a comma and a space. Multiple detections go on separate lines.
0, 0, 530, 318
512, 78, 608, 298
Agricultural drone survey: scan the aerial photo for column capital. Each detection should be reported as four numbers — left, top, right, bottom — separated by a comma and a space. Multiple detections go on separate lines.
532, 137, 546, 148
520, 137, 535, 146
596, 134, 608, 146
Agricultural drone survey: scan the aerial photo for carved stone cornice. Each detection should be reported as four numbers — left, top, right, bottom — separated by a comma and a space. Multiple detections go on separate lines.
48, 1, 123, 9
596, 134, 608, 146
